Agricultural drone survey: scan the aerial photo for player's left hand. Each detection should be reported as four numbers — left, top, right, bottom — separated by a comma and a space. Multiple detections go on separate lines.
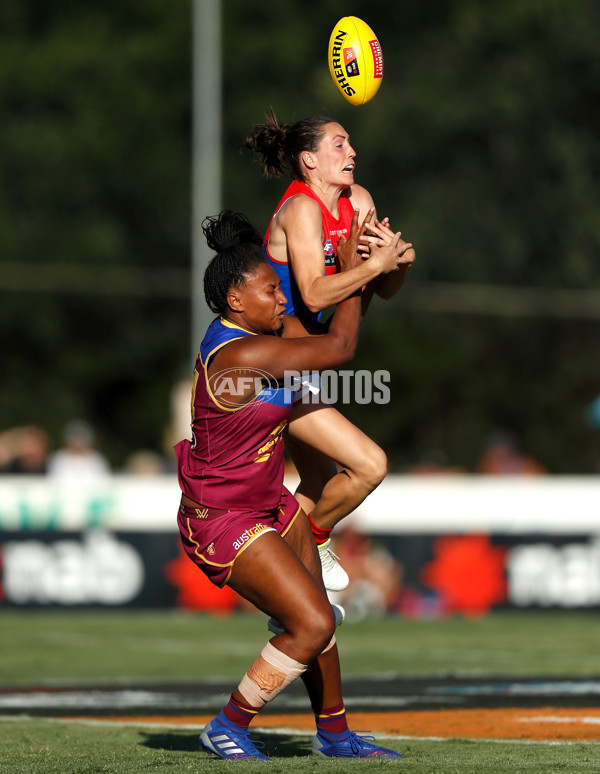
337, 207, 374, 271
364, 217, 415, 271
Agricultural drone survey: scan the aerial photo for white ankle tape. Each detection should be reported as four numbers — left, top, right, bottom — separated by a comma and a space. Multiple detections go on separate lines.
238, 641, 307, 708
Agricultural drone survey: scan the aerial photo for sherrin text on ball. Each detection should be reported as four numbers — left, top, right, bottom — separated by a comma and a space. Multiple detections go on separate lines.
328, 16, 383, 106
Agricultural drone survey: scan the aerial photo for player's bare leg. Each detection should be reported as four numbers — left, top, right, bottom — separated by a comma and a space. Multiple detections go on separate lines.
275, 513, 402, 758
200, 511, 401, 760
286, 401, 387, 591
200, 514, 335, 760
287, 401, 387, 530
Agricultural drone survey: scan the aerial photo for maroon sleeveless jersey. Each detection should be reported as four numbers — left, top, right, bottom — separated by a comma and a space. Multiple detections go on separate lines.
175, 317, 295, 512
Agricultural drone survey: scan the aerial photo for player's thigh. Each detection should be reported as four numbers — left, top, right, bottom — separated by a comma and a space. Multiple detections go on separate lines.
281, 507, 322, 585
285, 431, 337, 497
227, 527, 324, 618
287, 399, 383, 472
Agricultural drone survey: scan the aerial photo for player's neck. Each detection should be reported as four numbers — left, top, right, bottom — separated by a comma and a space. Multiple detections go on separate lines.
307, 180, 344, 217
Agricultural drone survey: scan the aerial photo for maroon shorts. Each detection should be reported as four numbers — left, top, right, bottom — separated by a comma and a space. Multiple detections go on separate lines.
176, 486, 301, 588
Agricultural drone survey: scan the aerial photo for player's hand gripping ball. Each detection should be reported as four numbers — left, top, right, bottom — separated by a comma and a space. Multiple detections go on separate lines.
328, 16, 383, 106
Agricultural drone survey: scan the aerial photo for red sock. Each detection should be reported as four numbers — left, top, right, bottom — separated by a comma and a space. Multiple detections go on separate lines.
222, 693, 261, 729
307, 511, 332, 546
315, 700, 349, 738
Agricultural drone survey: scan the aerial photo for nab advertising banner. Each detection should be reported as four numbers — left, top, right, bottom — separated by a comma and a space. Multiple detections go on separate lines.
0, 528, 241, 612
2, 530, 173, 607
377, 532, 600, 617
0, 475, 599, 613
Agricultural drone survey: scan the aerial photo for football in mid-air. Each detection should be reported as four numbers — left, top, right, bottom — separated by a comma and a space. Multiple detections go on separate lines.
328, 16, 383, 106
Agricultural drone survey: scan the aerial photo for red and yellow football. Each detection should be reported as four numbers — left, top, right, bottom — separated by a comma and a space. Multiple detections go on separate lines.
328, 16, 383, 106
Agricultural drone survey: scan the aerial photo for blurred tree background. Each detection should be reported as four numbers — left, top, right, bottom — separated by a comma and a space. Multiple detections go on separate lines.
1, 0, 599, 472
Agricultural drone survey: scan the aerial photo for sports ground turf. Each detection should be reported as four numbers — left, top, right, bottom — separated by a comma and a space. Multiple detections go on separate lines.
1, 610, 599, 772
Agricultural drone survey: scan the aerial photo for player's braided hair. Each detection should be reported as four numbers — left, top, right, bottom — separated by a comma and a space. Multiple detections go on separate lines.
202, 210, 266, 316
244, 108, 335, 181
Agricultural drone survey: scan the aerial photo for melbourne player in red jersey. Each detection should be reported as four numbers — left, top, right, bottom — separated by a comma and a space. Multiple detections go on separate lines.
176, 209, 404, 760
245, 110, 416, 591
262, 179, 357, 323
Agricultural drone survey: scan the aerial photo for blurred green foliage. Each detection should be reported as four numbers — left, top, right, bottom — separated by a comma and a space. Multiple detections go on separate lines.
0, 0, 599, 471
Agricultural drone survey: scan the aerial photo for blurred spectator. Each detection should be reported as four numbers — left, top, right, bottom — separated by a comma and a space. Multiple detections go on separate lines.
163, 376, 194, 470
407, 447, 466, 475
0, 425, 50, 474
331, 529, 403, 620
476, 429, 547, 475
47, 419, 111, 480
123, 449, 167, 475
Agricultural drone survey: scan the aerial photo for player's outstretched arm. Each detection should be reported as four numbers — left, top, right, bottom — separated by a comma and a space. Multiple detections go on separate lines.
217, 292, 362, 381
351, 187, 416, 301
364, 216, 416, 299
280, 198, 387, 313
215, 214, 367, 381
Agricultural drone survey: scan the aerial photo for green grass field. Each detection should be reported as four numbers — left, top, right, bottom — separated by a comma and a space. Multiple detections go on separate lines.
1, 610, 600, 773
3, 609, 600, 682
2, 721, 598, 774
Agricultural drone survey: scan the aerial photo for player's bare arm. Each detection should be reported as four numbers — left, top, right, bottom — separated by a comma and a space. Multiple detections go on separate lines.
348, 183, 376, 229
351, 186, 416, 300
371, 220, 416, 299
210, 294, 361, 403
276, 195, 391, 313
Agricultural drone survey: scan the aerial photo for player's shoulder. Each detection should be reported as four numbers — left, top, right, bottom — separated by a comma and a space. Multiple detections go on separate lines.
276, 190, 322, 225
349, 183, 375, 210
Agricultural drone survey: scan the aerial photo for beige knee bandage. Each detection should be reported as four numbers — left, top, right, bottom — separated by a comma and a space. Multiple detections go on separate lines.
238, 641, 307, 708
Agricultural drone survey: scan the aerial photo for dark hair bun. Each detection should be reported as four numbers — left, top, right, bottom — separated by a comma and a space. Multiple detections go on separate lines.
202, 210, 262, 253
202, 210, 267, 317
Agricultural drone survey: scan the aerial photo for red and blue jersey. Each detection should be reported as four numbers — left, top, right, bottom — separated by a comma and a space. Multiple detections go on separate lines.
263, 180, 355, 323
175, 317, 296, 511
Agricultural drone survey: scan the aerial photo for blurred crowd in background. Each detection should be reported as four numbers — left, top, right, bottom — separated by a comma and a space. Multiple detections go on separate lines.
0, 420, 161, 477
0, 370, 549, 479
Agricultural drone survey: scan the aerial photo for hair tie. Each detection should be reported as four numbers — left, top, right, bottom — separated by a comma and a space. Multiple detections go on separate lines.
218, 239, 239, 251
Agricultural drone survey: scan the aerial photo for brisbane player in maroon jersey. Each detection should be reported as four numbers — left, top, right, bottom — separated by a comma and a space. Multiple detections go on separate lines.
245, 110, 416, 591
176, 209, 404, 760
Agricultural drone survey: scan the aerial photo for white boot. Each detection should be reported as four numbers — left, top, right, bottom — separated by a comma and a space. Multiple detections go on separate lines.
318, 538, 349, 592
